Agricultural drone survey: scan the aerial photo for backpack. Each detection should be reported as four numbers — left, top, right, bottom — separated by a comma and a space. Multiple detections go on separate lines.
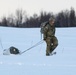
40, 21, 49, 39
40, 21, 49, 34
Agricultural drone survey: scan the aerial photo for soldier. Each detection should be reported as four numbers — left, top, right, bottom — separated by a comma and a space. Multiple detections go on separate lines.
43, 17, 58, 56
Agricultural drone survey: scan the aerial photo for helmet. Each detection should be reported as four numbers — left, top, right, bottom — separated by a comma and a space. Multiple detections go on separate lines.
49, 17, 55, 22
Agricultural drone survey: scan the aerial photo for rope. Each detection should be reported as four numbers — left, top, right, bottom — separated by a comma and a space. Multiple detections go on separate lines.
0, 38, 3, 50
20, 40, 44, 55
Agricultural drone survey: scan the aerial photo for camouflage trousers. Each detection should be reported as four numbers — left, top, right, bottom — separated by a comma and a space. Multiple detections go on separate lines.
45, 36, 58, 55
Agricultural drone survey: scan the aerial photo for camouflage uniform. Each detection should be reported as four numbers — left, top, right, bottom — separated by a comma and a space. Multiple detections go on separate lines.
43, 22, 58, 56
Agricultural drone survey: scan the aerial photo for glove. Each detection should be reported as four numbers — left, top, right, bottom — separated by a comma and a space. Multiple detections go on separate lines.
43, 38, 46, 41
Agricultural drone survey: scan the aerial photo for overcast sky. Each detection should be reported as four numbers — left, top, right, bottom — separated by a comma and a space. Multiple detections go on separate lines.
0, 0, 76, 18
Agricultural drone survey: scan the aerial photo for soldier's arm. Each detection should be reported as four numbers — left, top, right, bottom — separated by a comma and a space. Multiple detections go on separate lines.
43, 26, 48, 40
53, 27, 56, 35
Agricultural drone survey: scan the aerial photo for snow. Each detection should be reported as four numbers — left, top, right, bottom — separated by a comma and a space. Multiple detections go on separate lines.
0, 27, 76, 75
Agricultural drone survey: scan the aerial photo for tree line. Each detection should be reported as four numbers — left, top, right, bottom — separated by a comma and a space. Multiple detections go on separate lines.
0, 7, 76, 27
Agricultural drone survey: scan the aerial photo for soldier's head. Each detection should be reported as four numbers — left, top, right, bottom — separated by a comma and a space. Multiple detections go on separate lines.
49, 17, 55, 26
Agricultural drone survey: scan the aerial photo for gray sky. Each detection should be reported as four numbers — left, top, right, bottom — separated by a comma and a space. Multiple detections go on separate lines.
0, 0, 76, 18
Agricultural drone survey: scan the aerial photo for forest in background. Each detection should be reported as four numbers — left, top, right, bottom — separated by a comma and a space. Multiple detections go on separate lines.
0, 7, 76, 27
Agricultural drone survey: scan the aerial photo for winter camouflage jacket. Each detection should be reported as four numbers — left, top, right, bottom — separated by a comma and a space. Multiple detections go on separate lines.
43, 23, 55, 40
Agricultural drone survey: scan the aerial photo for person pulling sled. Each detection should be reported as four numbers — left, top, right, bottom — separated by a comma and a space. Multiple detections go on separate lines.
41, 17, 58, 56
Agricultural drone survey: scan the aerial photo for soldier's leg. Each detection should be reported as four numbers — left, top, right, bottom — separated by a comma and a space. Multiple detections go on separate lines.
51, 36, 58, 53
45, 38, 52, 56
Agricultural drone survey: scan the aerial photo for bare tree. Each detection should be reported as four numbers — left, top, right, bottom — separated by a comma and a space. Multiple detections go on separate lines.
15, 9, 26, 27
69, 7, 76, 27
1, 17, 8, 26
7, 14, 16, 27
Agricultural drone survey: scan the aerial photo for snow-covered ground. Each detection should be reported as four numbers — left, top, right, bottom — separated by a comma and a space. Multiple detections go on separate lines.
0, 27, 76, 75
